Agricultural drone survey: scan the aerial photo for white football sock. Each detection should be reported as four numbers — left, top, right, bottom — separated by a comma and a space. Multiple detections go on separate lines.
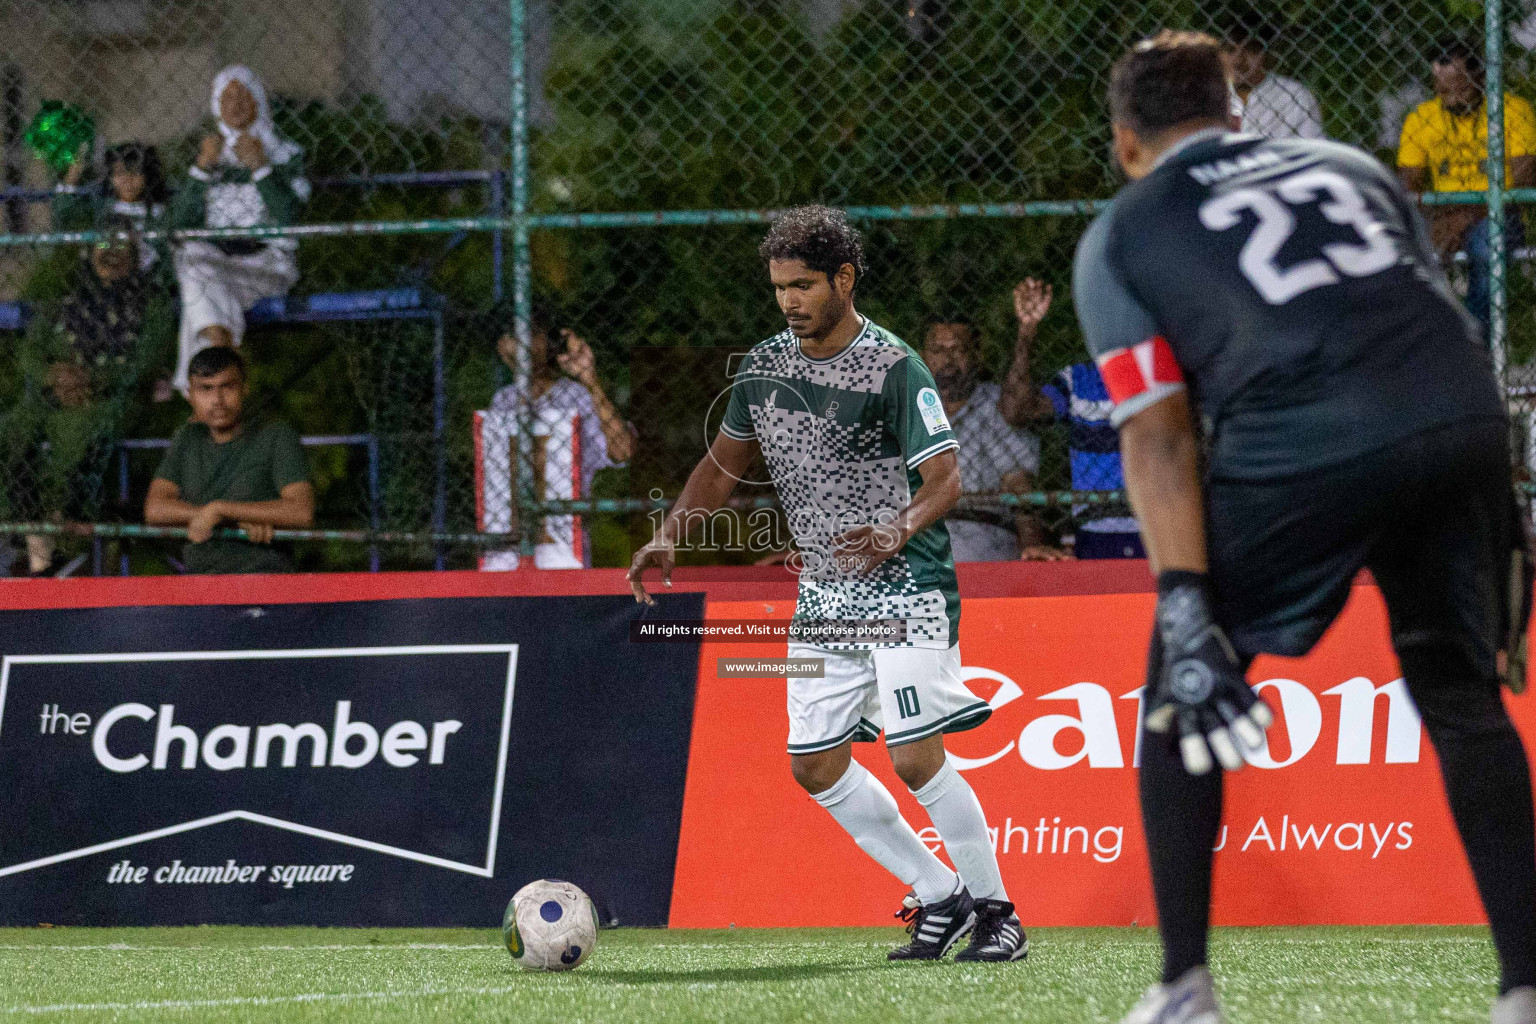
911, 757, 1009, 902
812, 759, 958, 906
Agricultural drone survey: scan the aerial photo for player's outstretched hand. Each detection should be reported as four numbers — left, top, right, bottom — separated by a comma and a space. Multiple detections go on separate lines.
627, 536, 675, 606
1146, 571, 1273, 775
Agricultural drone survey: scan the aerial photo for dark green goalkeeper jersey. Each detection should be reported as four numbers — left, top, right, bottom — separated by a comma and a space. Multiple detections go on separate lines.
722, 317, 961, 648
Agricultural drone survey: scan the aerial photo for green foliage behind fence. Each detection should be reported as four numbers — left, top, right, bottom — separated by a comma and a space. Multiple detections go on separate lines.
0, 0, 1527, 572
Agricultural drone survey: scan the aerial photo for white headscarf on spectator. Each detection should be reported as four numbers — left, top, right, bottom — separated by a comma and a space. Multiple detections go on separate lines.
210, 65, 302, 168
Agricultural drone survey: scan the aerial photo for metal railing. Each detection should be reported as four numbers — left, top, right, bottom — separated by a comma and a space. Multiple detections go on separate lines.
111, 433, 381, 574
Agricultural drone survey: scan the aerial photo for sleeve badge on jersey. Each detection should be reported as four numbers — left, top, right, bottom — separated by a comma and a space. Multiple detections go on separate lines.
917, 387, 951, 435
1095, 336, 1185, 408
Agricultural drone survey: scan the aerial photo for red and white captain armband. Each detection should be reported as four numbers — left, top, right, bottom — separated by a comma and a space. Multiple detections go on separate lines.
1094, 335, 1186, 427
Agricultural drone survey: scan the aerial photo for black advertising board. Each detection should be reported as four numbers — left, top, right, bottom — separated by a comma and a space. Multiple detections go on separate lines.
0, 592, 704, 926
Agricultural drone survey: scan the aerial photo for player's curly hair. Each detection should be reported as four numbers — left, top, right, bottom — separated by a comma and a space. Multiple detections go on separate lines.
1109, 31, 1231, 138
758, 205, 868, 293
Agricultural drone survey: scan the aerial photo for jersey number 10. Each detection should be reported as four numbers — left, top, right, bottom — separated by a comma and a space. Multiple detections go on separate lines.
1198, 168, 1399, 305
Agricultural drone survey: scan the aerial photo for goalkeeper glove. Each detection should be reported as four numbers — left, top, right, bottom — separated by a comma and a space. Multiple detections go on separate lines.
1147, 570, 1273, 775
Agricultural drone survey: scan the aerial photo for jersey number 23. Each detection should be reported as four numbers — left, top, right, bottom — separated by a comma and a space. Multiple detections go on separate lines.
1198, 168, 1399, 305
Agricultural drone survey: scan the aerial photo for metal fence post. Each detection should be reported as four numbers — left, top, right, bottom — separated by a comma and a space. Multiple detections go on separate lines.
511, 0, 536, 564
118, 447, 130, 576
1488, 0, 1508, 382
367, 432, 382, 573
493, 170, 506, 304
432, 309, 448, 571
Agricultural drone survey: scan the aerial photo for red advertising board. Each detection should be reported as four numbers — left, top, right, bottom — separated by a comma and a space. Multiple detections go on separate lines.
670, 585, 1534, 928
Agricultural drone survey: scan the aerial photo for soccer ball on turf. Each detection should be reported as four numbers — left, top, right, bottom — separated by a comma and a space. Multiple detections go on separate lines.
502, 879, 598, 971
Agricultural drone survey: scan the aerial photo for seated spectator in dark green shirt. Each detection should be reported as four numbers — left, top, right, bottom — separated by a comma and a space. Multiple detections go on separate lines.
143, 347, 313, 574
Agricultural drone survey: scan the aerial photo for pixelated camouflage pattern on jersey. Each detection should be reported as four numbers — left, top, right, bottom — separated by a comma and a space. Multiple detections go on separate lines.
722, 318, 960, 649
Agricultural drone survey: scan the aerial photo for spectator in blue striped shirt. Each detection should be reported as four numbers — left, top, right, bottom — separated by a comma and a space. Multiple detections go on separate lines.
1000, 279, 1145, 560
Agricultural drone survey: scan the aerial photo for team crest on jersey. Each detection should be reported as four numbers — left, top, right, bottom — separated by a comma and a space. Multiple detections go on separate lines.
917, 388, 949, 435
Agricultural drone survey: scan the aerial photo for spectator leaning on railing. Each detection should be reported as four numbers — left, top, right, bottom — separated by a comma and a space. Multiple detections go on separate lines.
1398, 36, 1536, 335
144, 347, 313, 575
920, 289, 1064, 563
170, 65, 309, 394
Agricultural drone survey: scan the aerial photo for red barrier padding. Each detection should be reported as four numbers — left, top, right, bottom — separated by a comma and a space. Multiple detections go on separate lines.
0, 559, 1156, 610
0, 567, 788, 609
670, 585, 1531, 928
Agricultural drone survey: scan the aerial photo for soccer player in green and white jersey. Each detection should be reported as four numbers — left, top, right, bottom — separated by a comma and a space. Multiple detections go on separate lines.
628, 206, 1026, 963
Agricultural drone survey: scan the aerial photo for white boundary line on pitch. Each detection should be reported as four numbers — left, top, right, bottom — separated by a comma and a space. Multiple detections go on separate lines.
0, 943, 491, 951
0, 985, 525, 1016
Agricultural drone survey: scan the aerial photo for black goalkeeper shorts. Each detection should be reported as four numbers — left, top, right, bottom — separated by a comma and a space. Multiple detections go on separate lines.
1206, 416, 1512, 677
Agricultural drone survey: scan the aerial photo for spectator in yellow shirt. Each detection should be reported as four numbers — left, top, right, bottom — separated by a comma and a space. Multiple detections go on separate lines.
1398, 37, 1536, 334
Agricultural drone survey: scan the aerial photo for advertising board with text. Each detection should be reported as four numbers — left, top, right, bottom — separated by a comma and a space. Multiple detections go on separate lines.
670, 587, 1523, 927
0, 592, 704, 927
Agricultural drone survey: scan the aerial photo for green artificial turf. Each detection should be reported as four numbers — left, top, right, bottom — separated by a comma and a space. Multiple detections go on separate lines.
0, 925, 1503, 1023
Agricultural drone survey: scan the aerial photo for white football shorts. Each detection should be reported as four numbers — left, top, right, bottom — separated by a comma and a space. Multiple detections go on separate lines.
784, 641, 992, 754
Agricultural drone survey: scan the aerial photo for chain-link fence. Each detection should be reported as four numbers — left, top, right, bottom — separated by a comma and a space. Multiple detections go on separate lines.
0, 0, 516, 573
0, 0, 1528, 573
